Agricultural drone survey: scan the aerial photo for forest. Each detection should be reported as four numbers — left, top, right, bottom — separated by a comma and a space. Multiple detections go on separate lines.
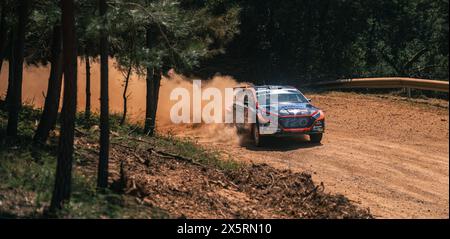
196, 0, 449, 84
0, 0, 448, 216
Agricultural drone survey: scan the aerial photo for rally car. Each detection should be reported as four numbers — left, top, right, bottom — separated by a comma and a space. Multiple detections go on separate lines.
233, 85, 325, 146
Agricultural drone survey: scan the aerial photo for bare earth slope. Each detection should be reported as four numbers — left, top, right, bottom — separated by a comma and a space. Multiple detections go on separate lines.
185, 92, 449, 219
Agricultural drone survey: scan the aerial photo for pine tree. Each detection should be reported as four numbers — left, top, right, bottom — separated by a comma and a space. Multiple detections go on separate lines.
34, 24, 63, 143
0, 1, 8, 75
6, 0, 29, 137
50, 0, 78, 212
97, 0, 110, 189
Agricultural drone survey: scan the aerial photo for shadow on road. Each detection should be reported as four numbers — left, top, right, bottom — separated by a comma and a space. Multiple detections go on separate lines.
240, 135, 323, 152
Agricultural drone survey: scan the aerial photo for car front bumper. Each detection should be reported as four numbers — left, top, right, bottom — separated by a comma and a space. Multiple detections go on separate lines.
259, 119, 325, 136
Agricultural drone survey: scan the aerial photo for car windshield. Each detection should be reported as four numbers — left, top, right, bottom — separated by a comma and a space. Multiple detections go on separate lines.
257, 91, 309, 105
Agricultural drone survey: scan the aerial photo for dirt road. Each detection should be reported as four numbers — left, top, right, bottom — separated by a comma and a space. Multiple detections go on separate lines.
170, 92, 449, 219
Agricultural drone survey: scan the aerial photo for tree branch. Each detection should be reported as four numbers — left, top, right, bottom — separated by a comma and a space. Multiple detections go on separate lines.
404, 48, 428, 70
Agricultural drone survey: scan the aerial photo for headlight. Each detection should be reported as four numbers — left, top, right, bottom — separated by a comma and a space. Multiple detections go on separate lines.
279, 109, 289, 115
311, 111, 321, 119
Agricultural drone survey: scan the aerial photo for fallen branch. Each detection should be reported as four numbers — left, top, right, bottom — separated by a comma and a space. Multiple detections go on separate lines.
132, 151, 146, 164
147, 148, 204, 167
75, 128, 88, 136
268, 173, 276, 190
111, 141, 135, 150
302, 182, 325, 202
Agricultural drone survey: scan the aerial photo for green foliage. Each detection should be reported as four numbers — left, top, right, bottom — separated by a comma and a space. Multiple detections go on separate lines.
354, 0, 449, 79
2, 0, 240, 76
199, 0, 449, 83
107, 0, 240, 75
25, 0, 60, 65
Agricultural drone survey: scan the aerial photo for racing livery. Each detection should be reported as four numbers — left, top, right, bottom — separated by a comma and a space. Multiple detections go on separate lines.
233, 85, 325, 146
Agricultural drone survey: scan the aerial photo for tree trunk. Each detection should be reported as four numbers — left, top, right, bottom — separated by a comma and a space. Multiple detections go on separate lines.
97, 0, 110, 189
5, 29, 14, 104
151, 69, 161, 134
144, 27, 161, 136
0, 2, 7, 75
84, 56, 91, 121
34, 24, 63, 143
145, 67, 161, 136
6, 57, 13, 103
49, 0, 77, 212
7, 0, 29, 137
145, 68, 152, 134
120, 66, 132, 125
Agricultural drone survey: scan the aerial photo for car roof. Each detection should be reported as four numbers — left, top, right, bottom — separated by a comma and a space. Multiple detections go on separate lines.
232, 85, 302, 96
254, 85, 298, 90
253, 85, 301, 94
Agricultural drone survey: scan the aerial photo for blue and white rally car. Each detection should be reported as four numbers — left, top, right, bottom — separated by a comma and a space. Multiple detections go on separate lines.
233, 85, 325, 146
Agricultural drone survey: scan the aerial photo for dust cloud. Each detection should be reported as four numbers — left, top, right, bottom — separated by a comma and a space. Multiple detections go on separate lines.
0, 60, 245, 145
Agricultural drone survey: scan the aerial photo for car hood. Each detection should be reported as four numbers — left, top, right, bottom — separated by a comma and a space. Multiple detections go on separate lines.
260, 102, 319, 116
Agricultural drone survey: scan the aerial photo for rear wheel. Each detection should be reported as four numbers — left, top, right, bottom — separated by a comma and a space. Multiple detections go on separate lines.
252, 123, 265, 147
310, 133, 323, 144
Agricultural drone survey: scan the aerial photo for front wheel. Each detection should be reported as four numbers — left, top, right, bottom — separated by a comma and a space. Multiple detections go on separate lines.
310, 133, 323, 144
252, 123, 265, 147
